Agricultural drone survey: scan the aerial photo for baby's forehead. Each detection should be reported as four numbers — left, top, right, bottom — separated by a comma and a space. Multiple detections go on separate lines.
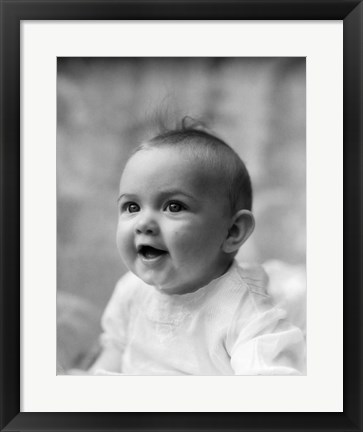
123, 145, 228, 192
147, 146, 223, 182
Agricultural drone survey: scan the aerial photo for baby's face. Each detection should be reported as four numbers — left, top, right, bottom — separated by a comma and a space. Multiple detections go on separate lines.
117, 146, 233, 295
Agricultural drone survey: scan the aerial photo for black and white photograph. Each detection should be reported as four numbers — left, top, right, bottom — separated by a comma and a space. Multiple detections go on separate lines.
56, 57, 306, 376
2, 1, 362, 429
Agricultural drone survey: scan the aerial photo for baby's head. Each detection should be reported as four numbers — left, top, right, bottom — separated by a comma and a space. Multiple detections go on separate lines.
117, 121, 255, 294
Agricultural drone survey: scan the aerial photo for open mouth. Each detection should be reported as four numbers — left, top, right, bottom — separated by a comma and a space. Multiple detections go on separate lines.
137, 245, 168, 260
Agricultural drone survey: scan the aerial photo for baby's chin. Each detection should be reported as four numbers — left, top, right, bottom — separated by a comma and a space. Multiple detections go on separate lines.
154, 283, 191, 296
134, 271, 197, 295
142, 277, 185, 295
131, 261, 231, 295
153, 277, 211, 296
130, 269, 170, 292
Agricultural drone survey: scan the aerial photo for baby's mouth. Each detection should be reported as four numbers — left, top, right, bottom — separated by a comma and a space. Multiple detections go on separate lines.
137, 245, 168, 260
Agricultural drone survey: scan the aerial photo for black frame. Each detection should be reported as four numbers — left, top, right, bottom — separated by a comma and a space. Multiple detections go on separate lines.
1, 1, 362, 431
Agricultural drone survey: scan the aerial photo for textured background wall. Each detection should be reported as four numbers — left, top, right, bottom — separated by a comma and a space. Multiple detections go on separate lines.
57, 57, 306, 370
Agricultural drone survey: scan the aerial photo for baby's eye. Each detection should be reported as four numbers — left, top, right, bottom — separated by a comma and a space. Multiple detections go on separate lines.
124, 202, 140, 213
165, 202, 186, 213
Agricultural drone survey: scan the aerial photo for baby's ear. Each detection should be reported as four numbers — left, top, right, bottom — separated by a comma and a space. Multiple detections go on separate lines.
222, 210, 255, 254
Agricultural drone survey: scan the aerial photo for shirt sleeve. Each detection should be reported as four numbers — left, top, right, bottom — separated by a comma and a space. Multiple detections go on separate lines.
228, 295, 306, 375
99, 271, 140, 354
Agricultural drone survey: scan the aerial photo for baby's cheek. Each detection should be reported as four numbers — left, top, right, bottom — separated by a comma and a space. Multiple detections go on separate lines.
116, 226, 133, 256
172, 230, 206, 257
170, 230, 189, 251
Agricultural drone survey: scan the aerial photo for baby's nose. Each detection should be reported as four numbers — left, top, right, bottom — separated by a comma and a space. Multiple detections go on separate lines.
135, 214, 159, 235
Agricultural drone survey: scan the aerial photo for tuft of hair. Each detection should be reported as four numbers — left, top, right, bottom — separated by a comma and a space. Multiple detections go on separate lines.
135, 117, 253, 213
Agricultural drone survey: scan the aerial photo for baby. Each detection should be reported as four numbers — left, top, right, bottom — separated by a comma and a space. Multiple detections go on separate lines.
88, 123, 305, 375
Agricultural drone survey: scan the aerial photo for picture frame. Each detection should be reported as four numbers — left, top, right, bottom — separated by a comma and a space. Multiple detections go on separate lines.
1, 0, 362, 431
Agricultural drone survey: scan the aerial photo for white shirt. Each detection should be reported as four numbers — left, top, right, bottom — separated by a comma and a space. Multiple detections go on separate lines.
99, 261, 305, 375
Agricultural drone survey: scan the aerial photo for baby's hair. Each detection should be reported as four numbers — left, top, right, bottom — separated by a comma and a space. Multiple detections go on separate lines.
134, 117, 252, 213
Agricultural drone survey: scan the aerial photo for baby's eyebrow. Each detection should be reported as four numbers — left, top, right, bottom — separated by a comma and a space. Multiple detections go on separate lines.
158, 189, 197, 201
117, 190, 197, 203
117, 193, 135, 202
